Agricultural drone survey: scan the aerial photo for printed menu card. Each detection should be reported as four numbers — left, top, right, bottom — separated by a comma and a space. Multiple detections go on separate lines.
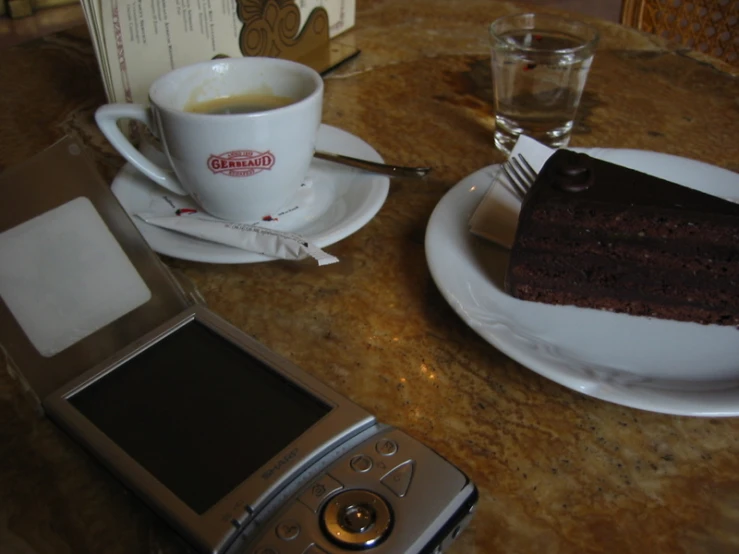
79, 0, 357, 104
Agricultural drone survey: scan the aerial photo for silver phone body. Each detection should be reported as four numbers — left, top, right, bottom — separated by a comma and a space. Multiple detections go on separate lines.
44, 306, 477, 554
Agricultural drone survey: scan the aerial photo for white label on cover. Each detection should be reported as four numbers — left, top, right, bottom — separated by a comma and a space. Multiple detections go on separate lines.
0, 197, 151, 357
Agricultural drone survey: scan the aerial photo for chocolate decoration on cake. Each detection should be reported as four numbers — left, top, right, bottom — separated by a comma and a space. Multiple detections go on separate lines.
505, 149, 739, 326
551, 150, 593, 192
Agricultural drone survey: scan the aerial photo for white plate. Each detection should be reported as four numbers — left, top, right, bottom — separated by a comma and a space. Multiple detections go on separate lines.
425, 149, 739, 417
112, 124, 390, 263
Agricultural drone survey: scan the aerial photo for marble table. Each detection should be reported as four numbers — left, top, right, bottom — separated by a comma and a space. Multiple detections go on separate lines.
1, 1, 739, 553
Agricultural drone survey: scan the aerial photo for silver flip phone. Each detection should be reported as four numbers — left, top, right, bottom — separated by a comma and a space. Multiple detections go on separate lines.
44, 306, 477, 554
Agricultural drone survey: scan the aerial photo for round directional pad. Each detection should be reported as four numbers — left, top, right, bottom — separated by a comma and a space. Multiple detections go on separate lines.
321, 490, 392, 548
340, 503, 375, 533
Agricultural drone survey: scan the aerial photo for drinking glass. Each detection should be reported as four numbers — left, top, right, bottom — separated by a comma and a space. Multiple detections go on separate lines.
489, 13, 599, 155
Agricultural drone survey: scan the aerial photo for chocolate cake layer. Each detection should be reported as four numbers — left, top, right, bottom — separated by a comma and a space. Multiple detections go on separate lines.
505, 149, 739, 326
515, 236, 739, 272
511, 285, 739, 326
510, 258, 739, 309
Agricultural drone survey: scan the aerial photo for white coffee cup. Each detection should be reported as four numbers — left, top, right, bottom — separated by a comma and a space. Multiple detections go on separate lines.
96, 57, 323, 222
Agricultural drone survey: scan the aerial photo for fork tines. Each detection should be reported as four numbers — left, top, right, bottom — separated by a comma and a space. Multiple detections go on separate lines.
501, 154, 538, 201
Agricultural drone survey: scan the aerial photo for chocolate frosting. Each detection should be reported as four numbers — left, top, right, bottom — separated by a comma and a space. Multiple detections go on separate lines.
531, 149, 739, 216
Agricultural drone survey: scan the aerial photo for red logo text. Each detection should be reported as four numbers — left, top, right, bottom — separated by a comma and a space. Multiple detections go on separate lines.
207, 150, 275, 177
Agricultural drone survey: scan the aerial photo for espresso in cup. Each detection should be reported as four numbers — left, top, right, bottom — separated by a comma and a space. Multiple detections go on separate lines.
185, 93, 295, 115
96, 57, 323, 222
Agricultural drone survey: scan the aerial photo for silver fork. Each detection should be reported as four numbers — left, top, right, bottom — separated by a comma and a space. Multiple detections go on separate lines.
501, 154, 538, 201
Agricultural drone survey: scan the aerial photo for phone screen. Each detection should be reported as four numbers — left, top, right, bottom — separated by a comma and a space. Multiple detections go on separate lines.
68, 320, 331, 514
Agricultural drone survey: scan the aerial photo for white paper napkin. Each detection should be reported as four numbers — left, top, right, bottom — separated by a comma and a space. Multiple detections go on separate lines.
468, 136, 556, 249
138, 212, 340, 266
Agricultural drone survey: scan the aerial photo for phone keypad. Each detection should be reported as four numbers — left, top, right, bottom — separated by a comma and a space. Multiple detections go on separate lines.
247, 429, 470, 554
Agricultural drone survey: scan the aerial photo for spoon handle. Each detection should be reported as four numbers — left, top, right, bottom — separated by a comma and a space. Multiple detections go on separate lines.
314, 150, 431, 178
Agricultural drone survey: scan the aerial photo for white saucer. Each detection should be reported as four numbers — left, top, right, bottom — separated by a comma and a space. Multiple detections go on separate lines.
426, 149, 739, 417
111, 124, 390, 263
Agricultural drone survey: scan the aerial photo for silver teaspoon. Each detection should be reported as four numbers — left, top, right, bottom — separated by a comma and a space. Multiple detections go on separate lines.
314, 150, 432, 178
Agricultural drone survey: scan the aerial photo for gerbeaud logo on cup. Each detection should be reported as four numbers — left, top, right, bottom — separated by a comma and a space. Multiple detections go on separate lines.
95, 57, 323, 222
206, 150, 276, 177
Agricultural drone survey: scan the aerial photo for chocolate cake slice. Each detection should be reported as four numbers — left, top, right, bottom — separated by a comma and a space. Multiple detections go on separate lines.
505, 149, 739, 326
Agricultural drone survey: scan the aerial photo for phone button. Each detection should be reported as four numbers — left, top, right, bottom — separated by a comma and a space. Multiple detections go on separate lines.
375, 438, 398, 456
275, 520, 300, 541
303, 545, 328, 554
349, 454, 373, 473
299, 475, 343, 512
381, 460, 415, 498
322, 490, 392, 548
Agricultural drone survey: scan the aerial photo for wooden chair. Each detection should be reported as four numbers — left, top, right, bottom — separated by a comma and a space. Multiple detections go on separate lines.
621, 0, 738, 66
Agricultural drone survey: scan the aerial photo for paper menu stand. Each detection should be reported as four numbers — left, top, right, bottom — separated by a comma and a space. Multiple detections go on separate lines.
0, 137, 201, 404
80, 0, 360, 105
234, 0, 360, 74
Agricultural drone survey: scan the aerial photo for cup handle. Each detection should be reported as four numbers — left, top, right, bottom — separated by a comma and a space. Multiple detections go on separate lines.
95, 104, 188, 196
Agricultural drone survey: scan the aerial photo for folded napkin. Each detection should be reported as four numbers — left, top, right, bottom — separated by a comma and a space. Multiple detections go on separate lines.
138, 212, 339, 266
468, 136, 555, 249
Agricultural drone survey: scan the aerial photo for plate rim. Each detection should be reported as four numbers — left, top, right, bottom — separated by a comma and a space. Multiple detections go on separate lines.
111, 124, 390, 264
425, 147, 739, 417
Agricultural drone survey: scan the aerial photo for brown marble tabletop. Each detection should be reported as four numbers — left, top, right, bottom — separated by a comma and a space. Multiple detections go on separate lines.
1, 1, 739, 553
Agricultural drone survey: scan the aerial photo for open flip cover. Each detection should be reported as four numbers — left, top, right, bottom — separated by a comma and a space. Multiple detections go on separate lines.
0, 137, 200, 402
